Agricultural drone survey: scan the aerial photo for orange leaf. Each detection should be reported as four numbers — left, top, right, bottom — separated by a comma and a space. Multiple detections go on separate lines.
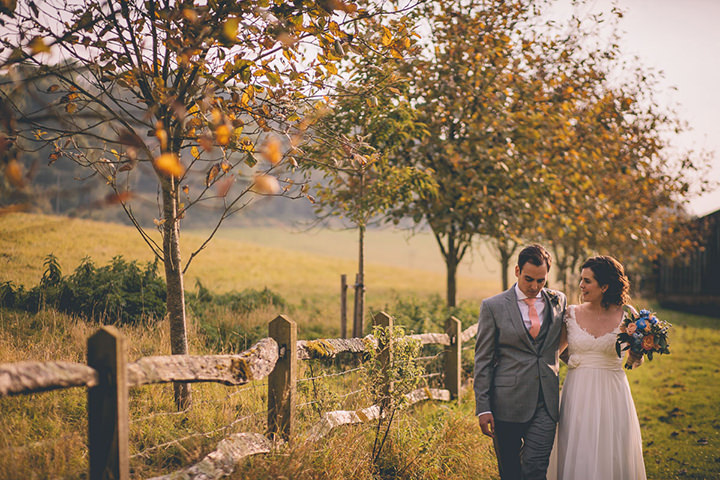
5, 160, 25, 188
104, 191, 133, 205
215, 124, 231, 145
205, 163, 220, 186
154, 153, 184, 177
198, 133, 214, 152
261, 136, 282, 165
251, 174, 280, 194
215, 176, 234, 197
155, 124, 168, 150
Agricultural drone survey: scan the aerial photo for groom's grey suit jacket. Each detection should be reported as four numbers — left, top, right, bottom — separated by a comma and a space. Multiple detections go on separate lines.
474, 285, 567, 423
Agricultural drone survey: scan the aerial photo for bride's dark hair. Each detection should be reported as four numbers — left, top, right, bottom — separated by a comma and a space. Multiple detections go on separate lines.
580, 256, 630, 308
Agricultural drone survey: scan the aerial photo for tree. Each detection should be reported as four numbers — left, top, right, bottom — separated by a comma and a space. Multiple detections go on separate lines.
386, 0, 554, 306
382, 0, 709, 301
525, 7, 712, 294
0, 0, 414, 407
305, 15, 436, 335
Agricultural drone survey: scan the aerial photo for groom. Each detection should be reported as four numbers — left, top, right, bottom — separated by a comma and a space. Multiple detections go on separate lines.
474, 244, 567, 480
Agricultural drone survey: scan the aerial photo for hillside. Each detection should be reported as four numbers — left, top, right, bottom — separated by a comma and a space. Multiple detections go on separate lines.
0, 212, 500, 304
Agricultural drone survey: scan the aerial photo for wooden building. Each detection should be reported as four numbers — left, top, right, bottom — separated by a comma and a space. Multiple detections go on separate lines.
656, 208, 720, 316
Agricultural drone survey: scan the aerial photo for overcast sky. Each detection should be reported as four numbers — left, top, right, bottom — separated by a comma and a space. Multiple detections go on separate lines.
576, 0, 720, 215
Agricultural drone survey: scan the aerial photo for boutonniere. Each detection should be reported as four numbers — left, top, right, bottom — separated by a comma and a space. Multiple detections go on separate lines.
545, 289, 561, 307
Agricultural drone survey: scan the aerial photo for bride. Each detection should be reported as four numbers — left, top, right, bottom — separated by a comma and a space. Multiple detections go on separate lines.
548, 255, 647, 480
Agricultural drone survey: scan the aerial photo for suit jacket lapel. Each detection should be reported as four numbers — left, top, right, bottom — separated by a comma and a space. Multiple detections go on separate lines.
504, 287, 536, 351
537, 288, 561, 352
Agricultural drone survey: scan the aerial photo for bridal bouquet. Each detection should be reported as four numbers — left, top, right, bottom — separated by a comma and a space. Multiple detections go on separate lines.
615, 306, 671, 369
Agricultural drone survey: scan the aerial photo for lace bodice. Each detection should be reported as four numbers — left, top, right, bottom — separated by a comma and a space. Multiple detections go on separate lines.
565, 305, 623, 371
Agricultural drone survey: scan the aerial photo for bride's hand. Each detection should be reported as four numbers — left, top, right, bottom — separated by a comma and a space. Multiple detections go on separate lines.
625, 350, 644, 369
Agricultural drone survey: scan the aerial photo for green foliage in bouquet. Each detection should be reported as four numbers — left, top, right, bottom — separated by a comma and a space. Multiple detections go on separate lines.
616, 306, 672, 362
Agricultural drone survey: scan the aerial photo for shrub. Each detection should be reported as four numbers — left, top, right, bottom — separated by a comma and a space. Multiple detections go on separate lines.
188, 280, 289, 353
0, 254, 167, 324
376, 294, 479, 333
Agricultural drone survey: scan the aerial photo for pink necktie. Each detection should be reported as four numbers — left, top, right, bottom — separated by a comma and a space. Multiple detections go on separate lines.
524, 297, 541, 339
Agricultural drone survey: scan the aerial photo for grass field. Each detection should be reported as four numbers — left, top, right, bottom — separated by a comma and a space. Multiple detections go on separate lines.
0, 213, 500, 306
0, 212, 718, 479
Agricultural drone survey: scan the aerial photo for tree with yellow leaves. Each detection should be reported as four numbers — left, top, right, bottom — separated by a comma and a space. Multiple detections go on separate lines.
0, 0, 416, 408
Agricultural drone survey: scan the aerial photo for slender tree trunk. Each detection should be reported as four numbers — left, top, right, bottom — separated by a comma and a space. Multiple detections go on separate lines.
353, 223, 366, 337
552, 244, 570, 296
446, 227, 457, 308
161, 178, 191, 409
497, 239, 519, 291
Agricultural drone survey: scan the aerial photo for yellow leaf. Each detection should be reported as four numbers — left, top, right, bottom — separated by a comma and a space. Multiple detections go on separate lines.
154, 153, 184, 177
182, 8, 198, 22
29, 36, 50, 54
65, 103, 77, 114
155, 124, 168, 150
326, 62, 338, 75
215, 124, 231, 145
191, 146, 200, 158
223, 18, 239, 40
381, 27, 392, 47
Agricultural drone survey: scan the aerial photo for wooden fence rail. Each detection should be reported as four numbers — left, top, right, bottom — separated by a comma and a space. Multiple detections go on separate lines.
0, 312, 478, 480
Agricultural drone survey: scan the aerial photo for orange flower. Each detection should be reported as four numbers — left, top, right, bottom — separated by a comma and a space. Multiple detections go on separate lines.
619, 324, 627, 333
642, 335, 655, 351
627, 323, 637, 334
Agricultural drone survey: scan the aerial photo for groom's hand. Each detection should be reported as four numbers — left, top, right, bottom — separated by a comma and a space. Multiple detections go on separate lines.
478, 413, 495, 438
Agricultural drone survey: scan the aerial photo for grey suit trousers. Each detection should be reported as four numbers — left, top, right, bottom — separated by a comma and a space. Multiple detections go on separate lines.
494, 393, 556, 480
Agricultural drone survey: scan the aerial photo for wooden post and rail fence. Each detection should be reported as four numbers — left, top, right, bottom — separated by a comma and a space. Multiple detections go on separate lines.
0, 312, 478, 480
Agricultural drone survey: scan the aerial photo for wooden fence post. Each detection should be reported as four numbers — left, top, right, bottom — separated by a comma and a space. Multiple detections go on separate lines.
87, 326, 129, 480
268, 315, 297, 442
340, 274, 348, 339
444, 316, 462, 401
373, 311, 394, 398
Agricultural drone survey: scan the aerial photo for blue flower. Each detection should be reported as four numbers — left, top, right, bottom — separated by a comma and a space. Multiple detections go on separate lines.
635, 319, 647, 331
650, 316, 658, 325
639, 309, 651, 319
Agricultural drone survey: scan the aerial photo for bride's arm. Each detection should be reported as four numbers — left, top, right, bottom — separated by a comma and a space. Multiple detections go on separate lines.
559, 323, 569, 363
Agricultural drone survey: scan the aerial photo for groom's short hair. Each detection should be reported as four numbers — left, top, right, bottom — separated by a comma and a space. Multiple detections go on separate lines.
518, 244, 552, 271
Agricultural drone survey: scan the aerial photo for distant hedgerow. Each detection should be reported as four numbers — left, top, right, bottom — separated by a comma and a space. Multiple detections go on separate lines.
0, 254, 166, 324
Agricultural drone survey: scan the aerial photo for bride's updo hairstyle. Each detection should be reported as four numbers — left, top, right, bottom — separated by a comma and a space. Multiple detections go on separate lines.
580, 255, 630, 308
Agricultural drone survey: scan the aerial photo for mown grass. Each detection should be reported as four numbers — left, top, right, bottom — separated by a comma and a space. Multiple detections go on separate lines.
627, 305, 720, 480
0, 212, 718, 479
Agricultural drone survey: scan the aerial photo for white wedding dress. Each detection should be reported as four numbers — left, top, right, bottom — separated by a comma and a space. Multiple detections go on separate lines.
547, 305, 647, 480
